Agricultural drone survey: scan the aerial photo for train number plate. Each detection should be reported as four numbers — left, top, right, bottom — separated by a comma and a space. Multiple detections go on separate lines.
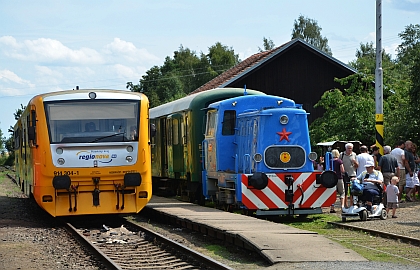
54, 171, 80, 176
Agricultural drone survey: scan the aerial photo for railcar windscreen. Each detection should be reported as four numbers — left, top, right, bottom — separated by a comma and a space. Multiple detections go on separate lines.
44, 100, 140, 143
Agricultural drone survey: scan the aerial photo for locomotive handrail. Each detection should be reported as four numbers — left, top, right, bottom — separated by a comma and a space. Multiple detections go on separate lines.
234, 154, 238, 173
243, 154, 251, 174
201, 141, 206, 171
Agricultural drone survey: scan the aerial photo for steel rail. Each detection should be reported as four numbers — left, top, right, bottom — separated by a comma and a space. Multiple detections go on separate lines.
125, 219, 234, 270
328, 221, 420, 246
64, 222, 123, 270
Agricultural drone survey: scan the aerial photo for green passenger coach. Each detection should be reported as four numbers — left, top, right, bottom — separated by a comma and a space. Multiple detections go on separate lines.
150, 87, 265, 202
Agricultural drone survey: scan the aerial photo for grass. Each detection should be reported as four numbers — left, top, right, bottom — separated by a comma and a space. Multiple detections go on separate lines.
281, 213, 420, 265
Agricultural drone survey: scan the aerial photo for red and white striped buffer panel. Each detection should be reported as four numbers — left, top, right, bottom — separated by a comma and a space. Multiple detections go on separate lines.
240, 172, 336, 210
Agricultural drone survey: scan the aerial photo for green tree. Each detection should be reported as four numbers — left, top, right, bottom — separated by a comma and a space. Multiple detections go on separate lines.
310, 41, 408, 147
128, 42, 239, 108
397, 24, 420, 67
396, 24, 420, 143
291, 15, 332, 56
206, 42, 239, 76
14, 104, 25, 120
0, 127, 4, 152
258, 37, 275, 52
310, 73, 376, 146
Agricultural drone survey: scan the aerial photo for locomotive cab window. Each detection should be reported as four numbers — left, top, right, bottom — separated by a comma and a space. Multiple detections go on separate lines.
222, 110, 236, 135
44, 100, 140, 144
205, 110, 217, 137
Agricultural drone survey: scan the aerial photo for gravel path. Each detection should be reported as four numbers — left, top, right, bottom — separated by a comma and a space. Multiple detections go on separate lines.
0, 170, 104, 269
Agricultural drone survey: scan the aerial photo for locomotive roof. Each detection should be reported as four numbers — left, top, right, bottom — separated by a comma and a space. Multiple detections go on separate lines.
208, 94, 298, 111
34, 89, 144, 102
149, 88, 265, 118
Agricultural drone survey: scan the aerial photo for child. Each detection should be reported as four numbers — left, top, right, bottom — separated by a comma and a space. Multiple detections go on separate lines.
386, 176, 400, 218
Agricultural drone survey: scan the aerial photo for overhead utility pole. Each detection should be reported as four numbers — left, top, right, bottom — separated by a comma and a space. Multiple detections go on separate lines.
375, 0, 384, 155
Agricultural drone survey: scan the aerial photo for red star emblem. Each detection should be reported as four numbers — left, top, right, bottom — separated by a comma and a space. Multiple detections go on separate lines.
277, 128, 292, 142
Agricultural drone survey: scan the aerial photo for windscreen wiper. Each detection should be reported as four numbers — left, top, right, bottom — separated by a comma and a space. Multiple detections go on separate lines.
89, 132, 126, 143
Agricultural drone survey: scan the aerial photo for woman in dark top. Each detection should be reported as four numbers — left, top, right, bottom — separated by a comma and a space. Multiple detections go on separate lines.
330, 149, 345, 213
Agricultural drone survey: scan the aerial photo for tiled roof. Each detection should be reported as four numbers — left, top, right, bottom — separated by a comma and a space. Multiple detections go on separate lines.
190, 42, 290, 95
189, 38, 356, 95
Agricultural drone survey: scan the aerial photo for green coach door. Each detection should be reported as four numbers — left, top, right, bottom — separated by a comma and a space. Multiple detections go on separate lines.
168, 114, 185, 177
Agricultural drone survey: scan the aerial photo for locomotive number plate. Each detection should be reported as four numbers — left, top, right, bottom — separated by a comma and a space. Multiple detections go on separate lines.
54, 170, 80, 176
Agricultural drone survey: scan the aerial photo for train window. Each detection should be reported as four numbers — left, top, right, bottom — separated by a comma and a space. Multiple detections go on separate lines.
173, 118, 179, 145
14, 128, 21, 150
222, 110, 236, 135
167, 119, 172, 146
185, 116, 189, 144
44, 100, 139, 143
205, 110, 216, 137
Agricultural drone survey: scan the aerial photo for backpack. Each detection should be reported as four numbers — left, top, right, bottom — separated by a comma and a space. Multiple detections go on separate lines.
351, 180, 363, 196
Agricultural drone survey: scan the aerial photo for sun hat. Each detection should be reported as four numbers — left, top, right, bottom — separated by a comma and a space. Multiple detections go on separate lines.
364, 160, 375, 167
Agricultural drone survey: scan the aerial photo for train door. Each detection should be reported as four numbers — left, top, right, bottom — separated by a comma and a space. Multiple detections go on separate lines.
202, 109, 217, 198
237, 118, 254, 174
203, 110, 217, 176
159, 118, 168, 177
167, 114, 185, 178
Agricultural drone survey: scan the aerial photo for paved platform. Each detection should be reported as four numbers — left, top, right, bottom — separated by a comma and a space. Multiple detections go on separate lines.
143, 196, 366, 265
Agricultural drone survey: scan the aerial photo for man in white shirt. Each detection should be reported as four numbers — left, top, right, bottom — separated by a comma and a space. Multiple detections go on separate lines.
356, 145, 374, 176
391, 140, 406, 201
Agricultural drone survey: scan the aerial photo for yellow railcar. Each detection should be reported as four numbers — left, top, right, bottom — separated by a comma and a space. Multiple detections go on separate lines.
13, 89, 152, 217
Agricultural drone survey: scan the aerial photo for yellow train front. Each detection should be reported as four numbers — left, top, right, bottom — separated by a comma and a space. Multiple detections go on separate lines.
13, 89, 152, 217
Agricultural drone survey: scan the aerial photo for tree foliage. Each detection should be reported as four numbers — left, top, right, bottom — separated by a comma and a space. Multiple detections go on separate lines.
14, 104, 25, 120
127, 42, 239, 108
310, 39, 411, 147
291, 15, 332, 55
0, 127, 3, 151
397, 24, 420, 143
310, 73, 376, 146
258, 37, 275, 52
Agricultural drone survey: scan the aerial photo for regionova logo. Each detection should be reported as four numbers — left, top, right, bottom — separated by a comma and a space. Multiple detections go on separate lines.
76, 150, 116, 163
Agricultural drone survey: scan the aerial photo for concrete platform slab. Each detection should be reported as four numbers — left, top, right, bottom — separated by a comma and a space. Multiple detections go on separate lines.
145, 196, 366, 264
234, 231, 367, 263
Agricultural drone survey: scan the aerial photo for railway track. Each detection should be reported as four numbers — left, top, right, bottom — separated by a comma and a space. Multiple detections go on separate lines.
3, 168, 420, 267
63, 216, 233, 270
325, 221, 420, 265
329, 221, 420, 246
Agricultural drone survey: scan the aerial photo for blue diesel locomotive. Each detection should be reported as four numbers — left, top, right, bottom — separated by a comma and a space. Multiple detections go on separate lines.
202, 93, 337, 215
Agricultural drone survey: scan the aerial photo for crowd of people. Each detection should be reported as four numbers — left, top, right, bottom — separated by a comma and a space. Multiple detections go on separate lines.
322, 141, 420, 218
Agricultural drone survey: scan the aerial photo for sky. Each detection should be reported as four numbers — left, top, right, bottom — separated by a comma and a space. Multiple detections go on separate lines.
1, 0, 420, 137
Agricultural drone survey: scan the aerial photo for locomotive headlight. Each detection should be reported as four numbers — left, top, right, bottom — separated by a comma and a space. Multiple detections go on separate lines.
57, 158, 65, 165
308, 152, 318, 161
56, 148, 63, 154
88, 92, 97, 99
126, 145, 134, 152
254, 153, 263, 162
279, 115, 289, 125
126, 156, 133, 162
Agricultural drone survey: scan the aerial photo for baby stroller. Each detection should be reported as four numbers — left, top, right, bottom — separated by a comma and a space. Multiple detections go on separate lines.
341, 175, 387, 222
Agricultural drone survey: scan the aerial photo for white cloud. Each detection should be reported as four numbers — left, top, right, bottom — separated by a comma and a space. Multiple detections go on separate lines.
0, 36, 21, 48
112, 64, 147, 80
103, 38, 160, 63
0, 36, 104, 65
35, 65, 63, 78
0, 69, 33, 86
